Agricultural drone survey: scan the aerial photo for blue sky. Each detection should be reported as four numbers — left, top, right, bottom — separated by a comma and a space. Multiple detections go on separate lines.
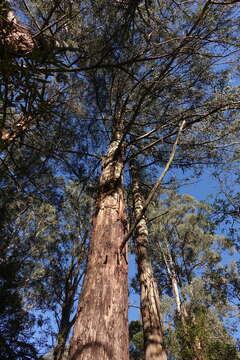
128, 168, 240, 331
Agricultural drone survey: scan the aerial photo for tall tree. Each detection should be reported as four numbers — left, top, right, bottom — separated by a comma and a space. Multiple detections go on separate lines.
149, 191, 239, 359
68, 124, 129, 359
2, 1, 240, 359
131, 162, 167, 360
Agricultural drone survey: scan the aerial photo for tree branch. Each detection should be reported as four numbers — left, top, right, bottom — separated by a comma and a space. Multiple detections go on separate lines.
210, 0, 240, 4
120, 120, 186, 252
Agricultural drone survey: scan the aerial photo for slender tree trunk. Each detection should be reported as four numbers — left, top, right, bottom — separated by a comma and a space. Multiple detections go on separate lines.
131, 166, 167, 360
161, 248, 204, 360
53, 275, 76, 360
161, 250, 181, 316
54, 335, 68, 360
68, 129, 128, 360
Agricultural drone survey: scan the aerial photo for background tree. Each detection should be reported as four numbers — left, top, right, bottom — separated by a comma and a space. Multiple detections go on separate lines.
130, 161, 167, 360
129, 320, 144, 360
1, 1, 240, 359
0, 204, 37, 360
148, 191, 239, 359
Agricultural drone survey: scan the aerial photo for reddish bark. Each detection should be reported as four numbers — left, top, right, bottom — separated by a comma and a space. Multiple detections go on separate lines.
68, 133, 129, 360
0, 8, 36, 55
1, 114, 33, 147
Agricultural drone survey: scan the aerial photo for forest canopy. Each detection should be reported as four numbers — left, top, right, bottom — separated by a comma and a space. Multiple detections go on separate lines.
0, 1, 240, 360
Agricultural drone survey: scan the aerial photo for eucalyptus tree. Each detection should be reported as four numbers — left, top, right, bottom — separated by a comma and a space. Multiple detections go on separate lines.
0, 147, 95, 359
19, 181, 93, 360
130, 161, 168, 360
52, 2, 240, 359
2, 1, 240, 359
0, 64, 97, 359
68, 5, 240, 360
148, 191, 239, 359
210, 162, 240, 314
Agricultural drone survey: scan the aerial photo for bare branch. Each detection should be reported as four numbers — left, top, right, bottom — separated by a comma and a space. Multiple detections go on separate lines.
210, 0, 240, 4
32, 14, 68, 39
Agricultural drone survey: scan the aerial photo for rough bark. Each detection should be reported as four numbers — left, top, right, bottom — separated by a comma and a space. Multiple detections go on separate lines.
131, 166, 167, 360
68, 131, 128, 360
0, 2, 36, 55
0, 2, 64, 57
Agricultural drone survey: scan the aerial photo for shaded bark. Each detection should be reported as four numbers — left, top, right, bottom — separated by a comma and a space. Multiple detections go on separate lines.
0, 1, 36, 55
68, 130, 128, 360
0, 114, 33, 149
0, 1, 65, 58
131, 166, 167, 360
53, 263, 81, 360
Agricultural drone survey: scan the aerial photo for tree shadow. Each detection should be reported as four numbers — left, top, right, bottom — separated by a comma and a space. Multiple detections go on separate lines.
70, 341, 113, 360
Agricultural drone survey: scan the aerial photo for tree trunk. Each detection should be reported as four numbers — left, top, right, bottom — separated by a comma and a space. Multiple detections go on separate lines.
161, 250, 181, 316
54, 336, 68, 360
161, 248, 204, 360
131, 166, 167, 360
53, 272, 76, 360
68, 130, 128, 360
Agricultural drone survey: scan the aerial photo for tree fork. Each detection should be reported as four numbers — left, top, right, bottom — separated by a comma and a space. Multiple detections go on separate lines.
68, 130, 129, 360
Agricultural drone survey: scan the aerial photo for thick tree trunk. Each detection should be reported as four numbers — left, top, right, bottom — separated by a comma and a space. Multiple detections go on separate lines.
68, 131, 128, 360
131, 166, 167, 360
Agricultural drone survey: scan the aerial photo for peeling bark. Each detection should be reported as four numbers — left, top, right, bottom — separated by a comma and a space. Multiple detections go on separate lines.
0, 2, 36, 55
0, 2, 63, 57
0, 114, 33, 148
68, 131, 128, 360
131, 166, 167, 360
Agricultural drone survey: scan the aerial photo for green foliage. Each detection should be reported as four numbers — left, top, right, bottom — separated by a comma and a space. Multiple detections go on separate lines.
129, 321, 144, 360
146, 191, 240, 358
0, 236, 37, 359
171, 308, 240, 360
1, 0, 240, 357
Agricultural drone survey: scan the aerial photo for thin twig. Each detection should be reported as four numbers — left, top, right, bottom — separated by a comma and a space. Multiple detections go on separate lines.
32, 14, 68, 38
210, 0, 240, 4
128, 304, 141, 309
